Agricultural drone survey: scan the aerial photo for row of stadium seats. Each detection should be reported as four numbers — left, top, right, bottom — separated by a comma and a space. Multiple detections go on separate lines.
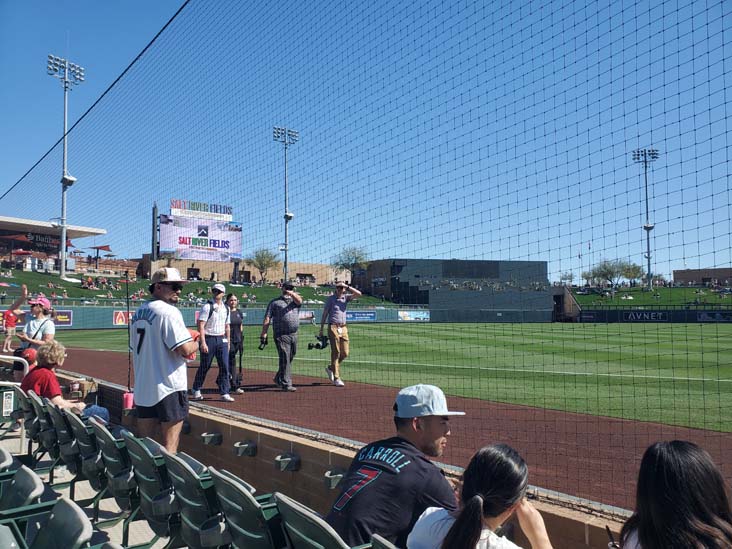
3, 384, 399, 548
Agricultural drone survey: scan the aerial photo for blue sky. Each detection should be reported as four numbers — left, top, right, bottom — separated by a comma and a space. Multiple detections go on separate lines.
0, 0, 730, 281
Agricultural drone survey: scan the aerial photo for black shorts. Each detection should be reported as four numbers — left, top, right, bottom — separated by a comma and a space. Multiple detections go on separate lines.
136, 391, 188, 423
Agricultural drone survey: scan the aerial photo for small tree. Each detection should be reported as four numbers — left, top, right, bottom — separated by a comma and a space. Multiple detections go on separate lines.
621, 262, 644, 286
245, 248, 281, 283
331, 246, 369, 280
581, 271, 594, 286
592, 259, 629, 291
559, 272, 574, 286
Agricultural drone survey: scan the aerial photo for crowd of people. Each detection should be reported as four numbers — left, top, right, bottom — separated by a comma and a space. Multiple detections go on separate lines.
4, 268, 732, 548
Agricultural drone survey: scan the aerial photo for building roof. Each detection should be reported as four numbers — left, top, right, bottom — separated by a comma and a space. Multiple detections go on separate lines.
0, 215, 106, 239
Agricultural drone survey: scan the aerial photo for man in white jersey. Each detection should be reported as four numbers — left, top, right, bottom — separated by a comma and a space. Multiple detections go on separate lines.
130, 268, 199, 453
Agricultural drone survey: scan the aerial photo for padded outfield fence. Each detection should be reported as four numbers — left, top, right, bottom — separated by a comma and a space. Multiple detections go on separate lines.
3, 0, 732, 511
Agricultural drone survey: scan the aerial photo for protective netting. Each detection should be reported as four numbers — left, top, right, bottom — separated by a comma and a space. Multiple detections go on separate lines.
2, 0, 731, 510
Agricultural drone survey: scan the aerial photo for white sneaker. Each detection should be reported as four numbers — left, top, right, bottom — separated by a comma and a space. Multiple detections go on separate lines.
234, 387, 245, 394
221, 394, 235, 402
325, 367, 335, 382
192, 390, 203, 400
334, 378, 345, 387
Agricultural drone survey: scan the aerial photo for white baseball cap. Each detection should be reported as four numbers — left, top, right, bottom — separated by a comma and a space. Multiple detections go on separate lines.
211, 283, 226, 293
151, 267, 186, 284
394, 384, 465, 418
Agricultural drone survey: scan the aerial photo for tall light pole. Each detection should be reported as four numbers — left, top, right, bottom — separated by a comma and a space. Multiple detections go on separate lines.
273, 126, 299, 283
47, 54, 84, 279
632, 148, 660, 291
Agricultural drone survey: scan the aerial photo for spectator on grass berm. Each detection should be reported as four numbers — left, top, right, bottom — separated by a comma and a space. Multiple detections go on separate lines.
226, 293, 244, 393
261, 282, 302, 392
319, 281, 362, 387
407, 444, 552, 549
326, 384, 463, 547
192, 283, 235, 401
3, 285, 27, 353
130, 268, 198, 453
21, 340, 110, 423
620, 440, 732, 549
17, 289, 55, 350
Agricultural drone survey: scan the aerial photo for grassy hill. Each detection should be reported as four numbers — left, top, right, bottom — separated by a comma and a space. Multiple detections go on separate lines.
571, 286, 732, 308
0, 269, 389, 307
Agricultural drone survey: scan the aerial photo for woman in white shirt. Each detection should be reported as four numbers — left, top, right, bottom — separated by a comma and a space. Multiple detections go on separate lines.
408, 444, 552, 549
619, 440, 732, 549
17, 291, 55, 350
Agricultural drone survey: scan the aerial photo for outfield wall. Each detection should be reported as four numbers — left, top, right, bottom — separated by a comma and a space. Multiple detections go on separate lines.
581, 309, 732, 323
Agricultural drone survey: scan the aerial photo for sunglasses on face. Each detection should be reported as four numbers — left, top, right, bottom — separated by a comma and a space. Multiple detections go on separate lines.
160, 282, 184, 291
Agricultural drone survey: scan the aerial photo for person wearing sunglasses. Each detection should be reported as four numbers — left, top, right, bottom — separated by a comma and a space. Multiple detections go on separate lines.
130, 268, 199, 453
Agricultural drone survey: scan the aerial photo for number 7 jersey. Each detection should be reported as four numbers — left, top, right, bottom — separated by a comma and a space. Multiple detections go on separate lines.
130, 299, 193, 407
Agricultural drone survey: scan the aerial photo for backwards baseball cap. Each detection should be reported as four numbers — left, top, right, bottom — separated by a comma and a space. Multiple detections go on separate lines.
282, 282, 295, 291
211, 283, 226, 293
28, 295, 52, 309
394, 384, 465, 418
151, 267, 187, 285
20, 348, 37, 363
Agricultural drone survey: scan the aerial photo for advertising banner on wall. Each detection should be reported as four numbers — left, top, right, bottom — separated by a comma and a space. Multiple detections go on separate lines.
52, 310, 73, 327
346, 311, 377, 322
159, 214, 242, 262
398, 310, 431, 321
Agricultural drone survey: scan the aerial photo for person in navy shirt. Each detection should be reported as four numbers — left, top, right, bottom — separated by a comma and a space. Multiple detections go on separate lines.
326, 384, 464, 547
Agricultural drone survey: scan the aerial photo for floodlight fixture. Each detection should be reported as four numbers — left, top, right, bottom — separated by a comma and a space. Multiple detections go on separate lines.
272, 126, 300, 283
632, 148, 662, 291
48, 53, 86, 279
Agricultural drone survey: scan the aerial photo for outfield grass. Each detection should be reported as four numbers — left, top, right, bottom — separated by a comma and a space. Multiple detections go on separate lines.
57, 322, 732, 432
572, 285, 732, 307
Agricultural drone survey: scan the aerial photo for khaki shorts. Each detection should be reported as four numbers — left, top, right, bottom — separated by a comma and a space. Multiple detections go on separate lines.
4, 327, 15, 336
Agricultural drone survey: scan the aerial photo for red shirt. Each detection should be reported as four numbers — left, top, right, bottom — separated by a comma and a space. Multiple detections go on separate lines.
20, 367, 62, 399
3, 310, 18, 328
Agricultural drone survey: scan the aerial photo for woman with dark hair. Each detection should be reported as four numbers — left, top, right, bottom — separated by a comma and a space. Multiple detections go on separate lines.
620, 440, 732, 549
407, 443, 552, 549
226, 293, 245, 394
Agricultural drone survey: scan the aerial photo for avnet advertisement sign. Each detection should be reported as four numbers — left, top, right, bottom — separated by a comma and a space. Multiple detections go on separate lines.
159, 214, 242, 262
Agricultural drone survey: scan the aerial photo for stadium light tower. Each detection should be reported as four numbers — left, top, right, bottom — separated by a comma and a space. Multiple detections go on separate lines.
273, 126, 299, 283
47, 54, 85, 279
632, 148, 660, 291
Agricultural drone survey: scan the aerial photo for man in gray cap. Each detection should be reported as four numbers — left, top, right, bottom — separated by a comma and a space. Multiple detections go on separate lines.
192, 283, 235, 401
261, 282, 303, 392
326, 384, 463, 547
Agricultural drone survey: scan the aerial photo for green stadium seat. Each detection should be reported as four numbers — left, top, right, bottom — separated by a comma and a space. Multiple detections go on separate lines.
161, 449, 230, 549
0, 465, 44, 511
208, 466, 287, 549
0, 447, 12, 473
65, 411, 106, 492
121, 432, 183, 547
26, 496, 93, 549
26, 390, 60, 461
12, 386, 43, 465
274, 491, 371, 549
88, 417, 141, 546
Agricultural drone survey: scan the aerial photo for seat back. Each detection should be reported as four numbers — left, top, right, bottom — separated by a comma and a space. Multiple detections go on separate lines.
13, 386, 39, 441
28, 496, 94, 549
122, 432, 179, 537
0, 447, 13, 473
89, 417, 136, 510
64, 412, 105, 491
26, 391, 59, 458
161, 449, 228, 549
371, 533, 399, 549
209, 467, 283, 549
274, 491, 350, 549
0, 465, 44, 510
45, 401, 80, 475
